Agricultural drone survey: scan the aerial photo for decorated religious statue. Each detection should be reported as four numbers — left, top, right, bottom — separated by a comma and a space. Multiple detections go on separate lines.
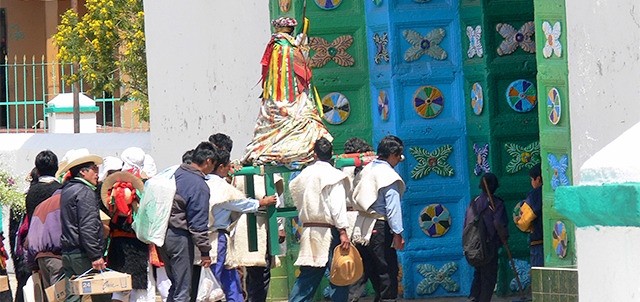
242, 16, 332, 168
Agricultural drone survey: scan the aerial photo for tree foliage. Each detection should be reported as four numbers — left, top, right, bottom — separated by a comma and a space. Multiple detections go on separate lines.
54, 0, 149, 122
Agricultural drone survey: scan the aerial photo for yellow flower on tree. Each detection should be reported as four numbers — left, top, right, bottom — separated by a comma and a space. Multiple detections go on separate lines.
54, 0, 148, 122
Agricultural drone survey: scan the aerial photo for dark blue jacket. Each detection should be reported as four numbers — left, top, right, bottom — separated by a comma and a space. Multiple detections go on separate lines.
60, 179, 105, 261
168, 164, 211, 256
464, 193, 509, 248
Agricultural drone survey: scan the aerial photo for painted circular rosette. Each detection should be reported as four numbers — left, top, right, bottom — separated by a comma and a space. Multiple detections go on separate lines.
419, 204, 451, 237
314, 0, 342, 10
321, 92, 350, 125
552, 220, 568, 258
413, 86, 444, 119
471, 82, 484, 115
378, 90, 389, 121
291, 217, 303, 242
547, 88, 562, 125
506, 79, 537, 113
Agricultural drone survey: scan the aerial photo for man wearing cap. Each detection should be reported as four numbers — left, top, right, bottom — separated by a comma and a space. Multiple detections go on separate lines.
58, 149, 109, 302
242, 16, 332, 167
351, 135, 406, 302
288, 138, 351, 302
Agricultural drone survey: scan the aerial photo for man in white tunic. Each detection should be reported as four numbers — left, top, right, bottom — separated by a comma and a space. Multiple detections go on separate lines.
288, 138, 351, 302
351, 135, 406, 302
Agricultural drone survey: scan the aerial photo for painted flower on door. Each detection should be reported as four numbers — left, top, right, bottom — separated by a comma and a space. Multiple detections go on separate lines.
548, 153, 569, 190
496, 22, 536, 56
310, 35, 355, 68
542, 21, 562, 58
473, 143, 490, 176
373, 32, 389, 64
416, 262, 460, 295
466, 25, 483, 58
505, 141, 540, 174
409, 145, 454, 179
403, 28, 447, 62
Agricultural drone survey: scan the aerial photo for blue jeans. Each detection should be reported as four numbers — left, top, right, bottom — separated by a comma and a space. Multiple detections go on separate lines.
530, 244, 544, 267
289, 228, 348, 302
213, 231, 243, 302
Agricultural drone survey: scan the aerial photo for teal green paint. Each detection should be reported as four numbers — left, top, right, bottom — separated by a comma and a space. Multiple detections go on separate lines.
462, 0, 539, 295
534, 0, 574, 268
44, 106, 99, 113
555, 184, 640, 227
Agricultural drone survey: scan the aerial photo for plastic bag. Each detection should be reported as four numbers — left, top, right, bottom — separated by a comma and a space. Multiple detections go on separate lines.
195, 268, 224, 302
132, 166, 178, 246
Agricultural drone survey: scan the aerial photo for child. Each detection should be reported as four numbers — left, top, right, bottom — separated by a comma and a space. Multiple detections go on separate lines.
514, 163, 544, 267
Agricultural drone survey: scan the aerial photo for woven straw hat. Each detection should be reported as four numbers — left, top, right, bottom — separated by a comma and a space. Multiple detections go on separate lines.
329, 244, 364, 286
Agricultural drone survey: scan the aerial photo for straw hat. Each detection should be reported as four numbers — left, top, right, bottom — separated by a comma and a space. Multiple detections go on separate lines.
100, 171, 144, 210
329, 244, 364, 286
55, 149, 103, 178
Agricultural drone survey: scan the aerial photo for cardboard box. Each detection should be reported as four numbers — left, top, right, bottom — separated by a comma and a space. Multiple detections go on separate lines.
0, 276, 8, 292
45, 277, 68, 302
69, 271, 132, 295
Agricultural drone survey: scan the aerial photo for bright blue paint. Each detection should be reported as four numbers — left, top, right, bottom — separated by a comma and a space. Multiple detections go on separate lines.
365, 0, 471, 298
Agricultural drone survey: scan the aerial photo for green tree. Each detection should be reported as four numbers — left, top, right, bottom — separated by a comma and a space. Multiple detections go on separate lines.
55, 0, 149, 122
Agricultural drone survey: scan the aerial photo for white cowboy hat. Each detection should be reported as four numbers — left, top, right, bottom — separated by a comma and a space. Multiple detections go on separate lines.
98, 156, 124, 182
55, 148, 103, 178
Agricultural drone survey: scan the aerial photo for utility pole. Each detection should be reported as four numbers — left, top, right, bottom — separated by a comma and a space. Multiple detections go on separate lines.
71, 0, 80, 133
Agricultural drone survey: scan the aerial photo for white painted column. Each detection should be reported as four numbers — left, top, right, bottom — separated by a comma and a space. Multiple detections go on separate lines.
144, 0, 270, 169
576, 227, 640, 302
566, 0, 640, 182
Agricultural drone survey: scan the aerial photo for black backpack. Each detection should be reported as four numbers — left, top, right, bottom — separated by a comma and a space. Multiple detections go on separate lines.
462, 197, 496, 267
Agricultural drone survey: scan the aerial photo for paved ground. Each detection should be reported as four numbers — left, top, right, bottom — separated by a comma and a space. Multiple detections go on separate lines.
9, 272, 529, 302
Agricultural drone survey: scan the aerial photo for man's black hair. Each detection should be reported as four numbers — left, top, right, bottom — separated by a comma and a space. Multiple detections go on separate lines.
29, 167, 39, 185
213, 148, 231, 168
35, 150, 58, 177
376, 135, 404, 159
191, 142, 217, 166
69, 162, 95, 178
182, 149, 194, 164
209, 133, 233, 152
314, 137, 333, 162
344, 137, 373, 154
529, 163, 542, 180
479, 172, 499, 194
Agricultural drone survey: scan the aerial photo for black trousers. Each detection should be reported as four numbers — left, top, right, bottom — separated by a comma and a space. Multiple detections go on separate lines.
159, 228, 195, 302
355, 220, 399, 302
245, 253, 272, 302
469, 252, 499, 302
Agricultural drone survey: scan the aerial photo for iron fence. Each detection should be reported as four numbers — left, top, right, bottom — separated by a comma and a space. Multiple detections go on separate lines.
0, 55, 148, 133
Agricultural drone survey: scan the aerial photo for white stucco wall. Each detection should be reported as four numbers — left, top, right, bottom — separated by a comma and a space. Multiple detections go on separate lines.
144, 0, 270, 169
566, 0, 640, 182
576, 226, 640, 302
0, 133, 151, 187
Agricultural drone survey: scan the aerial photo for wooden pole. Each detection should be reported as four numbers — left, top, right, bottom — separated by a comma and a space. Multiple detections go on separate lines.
71, 0, 80, 133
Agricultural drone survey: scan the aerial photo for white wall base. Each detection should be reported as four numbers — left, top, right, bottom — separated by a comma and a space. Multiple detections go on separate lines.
576, 226, 640, 302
